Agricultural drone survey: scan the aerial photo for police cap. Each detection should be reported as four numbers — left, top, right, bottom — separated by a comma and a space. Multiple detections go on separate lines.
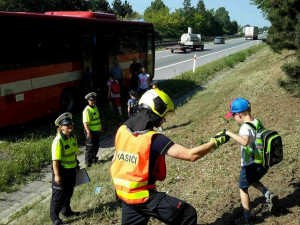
55, 112, 73, 126
85, 92, 97, 100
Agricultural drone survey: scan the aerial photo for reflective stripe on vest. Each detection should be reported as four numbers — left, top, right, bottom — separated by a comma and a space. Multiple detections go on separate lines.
58, 137, 78, 169
111, 125, 166, 204
85, 106, 101, 131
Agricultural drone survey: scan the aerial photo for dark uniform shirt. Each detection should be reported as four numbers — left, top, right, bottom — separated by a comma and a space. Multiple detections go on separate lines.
148, 134, 174, 184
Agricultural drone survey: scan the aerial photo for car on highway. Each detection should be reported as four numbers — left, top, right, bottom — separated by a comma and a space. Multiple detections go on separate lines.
214, 36, 225, 44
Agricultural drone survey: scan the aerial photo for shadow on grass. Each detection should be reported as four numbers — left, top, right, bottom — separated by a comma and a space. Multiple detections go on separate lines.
209, 179, 300, 225
164, 121, 192, 130
0, 102, 126, 144
65, 200, 122, 224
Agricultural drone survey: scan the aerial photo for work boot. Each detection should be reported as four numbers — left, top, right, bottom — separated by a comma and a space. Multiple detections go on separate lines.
266, 192, 279, 213
62, 210, 80, 218
234, 217, 255, 225
94, 157, 99, 164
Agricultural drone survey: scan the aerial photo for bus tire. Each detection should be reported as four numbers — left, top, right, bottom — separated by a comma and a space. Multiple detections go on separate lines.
60, 89, 77, 112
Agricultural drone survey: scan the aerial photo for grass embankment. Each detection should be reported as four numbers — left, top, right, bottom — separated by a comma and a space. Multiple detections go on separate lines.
0, 43, 262, 193
0, 106, 124, 193
7, 45, 300, 224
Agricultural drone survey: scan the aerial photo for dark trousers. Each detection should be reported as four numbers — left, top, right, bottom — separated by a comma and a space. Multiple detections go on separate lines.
50, 168, 76, 223
121, 191, 197, 225
85, 130, 100, 165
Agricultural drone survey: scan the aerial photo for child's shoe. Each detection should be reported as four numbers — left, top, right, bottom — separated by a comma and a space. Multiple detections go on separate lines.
266, 192, 279, 213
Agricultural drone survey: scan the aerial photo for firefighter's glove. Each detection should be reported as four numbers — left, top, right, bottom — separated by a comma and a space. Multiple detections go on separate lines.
76, 159, 80, 171
210, 129, 230, 149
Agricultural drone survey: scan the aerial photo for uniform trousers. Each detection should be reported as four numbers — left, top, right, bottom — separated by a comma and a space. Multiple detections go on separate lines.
50, 167, 76, 223
121, 190, 197, 225
85, 130, 100, 165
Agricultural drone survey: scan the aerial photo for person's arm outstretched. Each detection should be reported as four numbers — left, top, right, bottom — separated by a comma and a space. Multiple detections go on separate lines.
167, 130, 230, 161
225, 130, 249, 147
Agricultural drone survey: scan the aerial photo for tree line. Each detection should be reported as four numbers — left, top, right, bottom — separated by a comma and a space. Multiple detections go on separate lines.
0, 0, 239, 39
251, 0, 300, 96
144, 0, 238, 39
0, 0, 136, 18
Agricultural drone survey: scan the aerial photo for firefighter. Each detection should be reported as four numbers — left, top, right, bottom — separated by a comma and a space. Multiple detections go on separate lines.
110, 89, 230, 225
82, 92, 102, 167
50, 112, 80, 225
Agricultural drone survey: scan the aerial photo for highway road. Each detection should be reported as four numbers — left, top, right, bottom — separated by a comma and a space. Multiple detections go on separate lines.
154, 37, 262, 81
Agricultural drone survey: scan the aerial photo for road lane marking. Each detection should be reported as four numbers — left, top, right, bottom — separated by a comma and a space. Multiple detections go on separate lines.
155, 41, 260, 71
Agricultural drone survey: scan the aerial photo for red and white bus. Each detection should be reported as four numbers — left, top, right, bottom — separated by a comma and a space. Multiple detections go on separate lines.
0, 11, 155, 127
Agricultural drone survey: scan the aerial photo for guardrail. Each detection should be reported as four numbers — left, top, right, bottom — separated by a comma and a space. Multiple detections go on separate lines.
155, 34, 243, 47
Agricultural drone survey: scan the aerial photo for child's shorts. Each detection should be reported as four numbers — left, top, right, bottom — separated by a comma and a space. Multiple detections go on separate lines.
239, 163, 268, 189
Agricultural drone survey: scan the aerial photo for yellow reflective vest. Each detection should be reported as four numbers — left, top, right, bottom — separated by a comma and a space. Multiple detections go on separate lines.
52, 132, 79, 169
83, 105, 101, 131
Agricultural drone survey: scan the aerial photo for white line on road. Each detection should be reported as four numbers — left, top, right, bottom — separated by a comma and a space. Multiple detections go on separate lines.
160, 54, 177, 58
155, 41, 259, 71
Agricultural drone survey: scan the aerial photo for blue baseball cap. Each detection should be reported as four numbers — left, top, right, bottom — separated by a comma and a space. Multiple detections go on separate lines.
224, 98, 250, 118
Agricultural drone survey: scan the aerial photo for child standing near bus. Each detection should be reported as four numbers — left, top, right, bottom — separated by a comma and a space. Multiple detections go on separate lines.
127, 90, 138, 118
224, 98, 278, 225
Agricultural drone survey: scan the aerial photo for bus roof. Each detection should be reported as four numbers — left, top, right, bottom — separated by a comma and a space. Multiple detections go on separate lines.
0, 11, 153, 26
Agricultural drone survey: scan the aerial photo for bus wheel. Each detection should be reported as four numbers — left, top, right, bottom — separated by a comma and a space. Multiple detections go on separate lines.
60, 90, 76, 112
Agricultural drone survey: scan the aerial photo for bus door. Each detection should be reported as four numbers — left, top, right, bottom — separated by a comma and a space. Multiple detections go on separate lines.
92, 34, 109, 102
147, 33, 155, 80
81, 35, 95, 95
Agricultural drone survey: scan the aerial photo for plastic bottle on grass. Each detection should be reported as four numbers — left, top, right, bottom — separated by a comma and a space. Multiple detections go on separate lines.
255, 133, 264, 163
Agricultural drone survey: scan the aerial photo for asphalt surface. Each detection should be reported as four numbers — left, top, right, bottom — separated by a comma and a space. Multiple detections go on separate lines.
154, 37, 262, 81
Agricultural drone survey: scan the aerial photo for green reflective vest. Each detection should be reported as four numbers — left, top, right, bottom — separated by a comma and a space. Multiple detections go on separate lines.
52, 133, 79, 169
83, 105, 102, 131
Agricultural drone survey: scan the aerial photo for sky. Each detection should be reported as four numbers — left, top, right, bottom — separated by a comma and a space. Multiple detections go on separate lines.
107, 0, 271, 27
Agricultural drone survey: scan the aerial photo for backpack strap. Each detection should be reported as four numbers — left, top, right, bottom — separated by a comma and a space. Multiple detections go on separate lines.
245, 119, 263, 132
244, 120, 263, 160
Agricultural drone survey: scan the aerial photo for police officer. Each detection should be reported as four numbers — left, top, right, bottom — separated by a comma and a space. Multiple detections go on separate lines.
50, 112, 80, 225
82, 92, 102, 167
111, 89, 230, 225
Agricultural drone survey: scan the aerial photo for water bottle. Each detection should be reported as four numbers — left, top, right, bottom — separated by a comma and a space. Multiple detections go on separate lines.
254, 133, 264, 163
94, 187, 102, 194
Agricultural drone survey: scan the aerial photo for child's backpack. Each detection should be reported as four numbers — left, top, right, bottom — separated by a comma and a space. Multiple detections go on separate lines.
130, 98, 139, 115
111, 80, 120, 94
245, 120, 283, 168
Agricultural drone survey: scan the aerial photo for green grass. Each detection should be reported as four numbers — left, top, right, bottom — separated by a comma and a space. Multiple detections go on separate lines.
0, 43, 263, 193
7, 44, 300, 225
0, 105, 127, 192
160, 43, 262, 99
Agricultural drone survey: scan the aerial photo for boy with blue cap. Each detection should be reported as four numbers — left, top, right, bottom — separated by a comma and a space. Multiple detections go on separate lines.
224, 98, 278, 225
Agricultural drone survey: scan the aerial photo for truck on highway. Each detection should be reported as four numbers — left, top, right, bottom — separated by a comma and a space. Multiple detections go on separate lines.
244, 26, 258, 40
166, 27, 204, 53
